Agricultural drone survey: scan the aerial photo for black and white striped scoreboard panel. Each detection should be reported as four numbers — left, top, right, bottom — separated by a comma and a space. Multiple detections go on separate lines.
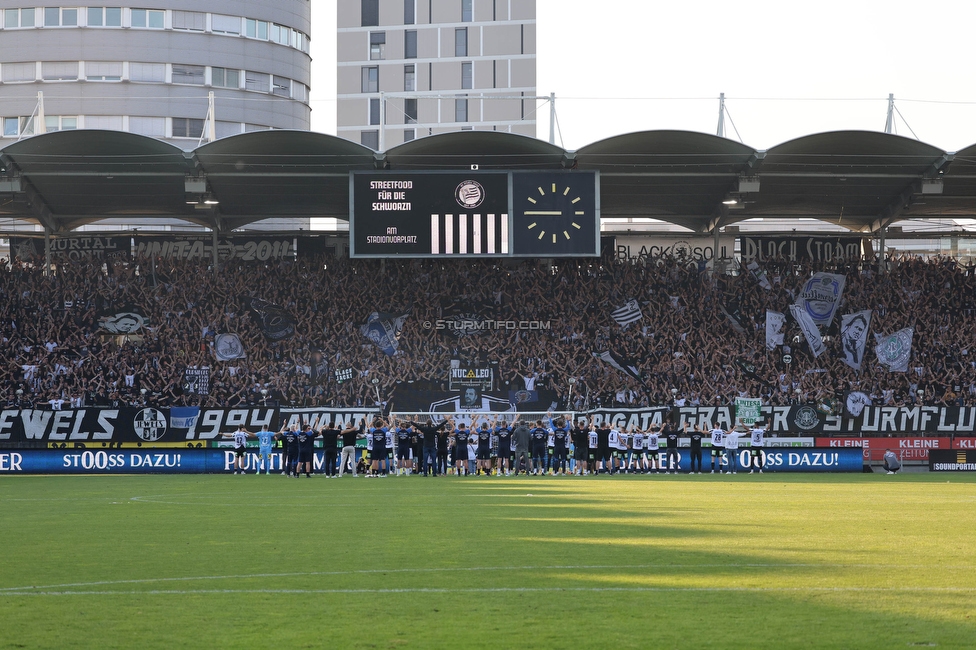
349, 171, 599, 258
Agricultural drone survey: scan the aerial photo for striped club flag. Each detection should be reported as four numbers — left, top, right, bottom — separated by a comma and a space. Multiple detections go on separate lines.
610, 299, 643, 328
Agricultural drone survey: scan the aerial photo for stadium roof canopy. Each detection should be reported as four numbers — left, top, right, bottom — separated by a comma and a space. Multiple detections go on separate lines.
1, 128, 974, 235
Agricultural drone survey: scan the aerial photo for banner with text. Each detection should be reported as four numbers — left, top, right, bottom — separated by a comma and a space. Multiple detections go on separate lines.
134, 236, 294, 261
739, 236, 865, 264
9, 236, 131, 262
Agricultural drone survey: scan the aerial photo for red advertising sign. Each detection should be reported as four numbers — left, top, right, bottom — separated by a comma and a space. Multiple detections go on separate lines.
816, 437, 951, 461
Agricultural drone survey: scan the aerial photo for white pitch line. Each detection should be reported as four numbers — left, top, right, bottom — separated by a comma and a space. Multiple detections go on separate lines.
3, 586, 976, 597
2, 563, 974, 593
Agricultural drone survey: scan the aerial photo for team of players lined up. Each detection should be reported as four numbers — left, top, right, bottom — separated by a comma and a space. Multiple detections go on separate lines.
220, 414, 769, 477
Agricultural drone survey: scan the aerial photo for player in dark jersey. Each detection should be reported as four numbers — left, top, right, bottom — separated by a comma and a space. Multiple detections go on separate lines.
571, 418, 589, 476
437, 422, 452, 475
296, 423, 318, 478
596, 423, 612, 474
453, 423, 471, 476
549, 412, 571, 475
688, 423, 705, 474
393, 418, 414, 476
277, 425, 300, 477
494, 418, 513, 477
368, 417, 390, 477
475, 418, 493, 475
663, 421, 681, 474
530, 420, 549, 475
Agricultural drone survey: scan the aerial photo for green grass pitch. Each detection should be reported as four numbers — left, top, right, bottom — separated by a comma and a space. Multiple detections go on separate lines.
1, 472, 974, 649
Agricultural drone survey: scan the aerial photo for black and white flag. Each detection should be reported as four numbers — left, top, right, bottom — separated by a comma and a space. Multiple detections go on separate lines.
789, 304, 826, 358
765, 310, 786, 350
247, 297, 296, 341
592, 350, 643, 384
839, 310, 871, 370
795, 272, 846, 327
214, 333, 246, 361
610, 299, 643, 328
875, 327, 913, 372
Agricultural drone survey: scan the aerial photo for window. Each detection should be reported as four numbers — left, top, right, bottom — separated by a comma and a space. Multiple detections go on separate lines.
462, 0, 473, 22
42, 61, 79, 81
129, 116, 164, 137
369, 98, 380, 126
85, 61, 122, 81
84, 115, 123, 130
362, 66, 378, 93
172, 10, 205, 31
212, 14, 241, 35
361, 130, 379, 150
244, 71, 270, 92
455, 97, 468, 122
130, 9, 164, 29
455, 28, 467, 57
370, 32, 385, 60
172, 118, 204, 139
87, 7, 121, 27
4, 8, 36, 27
404, 64, 415, 91
405, 30, 417, 59
129, 62, 165, 83
45, 7, 78, 26
292, 82, 307, 102
2, 62, 36, 83
404, 0, 415, 24
45, 115, 77, 132
270, 23, 289, 45
403, 128, 415, 142
272, 76, 291, 97
245, 18, 268, 40
404, 98, 417, 124
172, 64, 205, 85
3, 117, 22, 137
295, 31, 307, 52
211, 67, 239, 89
362, 0, 378, 26
461, 62, 472, 89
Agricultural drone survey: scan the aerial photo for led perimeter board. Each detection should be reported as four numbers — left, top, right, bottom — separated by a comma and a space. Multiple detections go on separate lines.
350, 171, 599, 258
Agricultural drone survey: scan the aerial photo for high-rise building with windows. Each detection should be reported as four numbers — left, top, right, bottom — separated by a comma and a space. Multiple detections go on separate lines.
337, 0, 536, 150
0, 1, 311, 147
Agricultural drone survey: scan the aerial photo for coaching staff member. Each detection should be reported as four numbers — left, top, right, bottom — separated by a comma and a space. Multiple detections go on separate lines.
338, 420, 363, 477
688, 424, 704, 474
410, 416, 452, 477
320, 421, 340, 477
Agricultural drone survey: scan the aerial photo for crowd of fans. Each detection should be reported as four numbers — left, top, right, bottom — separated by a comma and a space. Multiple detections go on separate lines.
1, 248, 975, 411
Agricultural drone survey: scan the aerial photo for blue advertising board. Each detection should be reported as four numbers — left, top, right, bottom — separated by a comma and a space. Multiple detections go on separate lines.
653, 448, 863, 473
0, 448, 861, 475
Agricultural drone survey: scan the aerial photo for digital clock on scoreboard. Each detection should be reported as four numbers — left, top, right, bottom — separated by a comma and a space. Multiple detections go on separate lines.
349, 171, 599, 258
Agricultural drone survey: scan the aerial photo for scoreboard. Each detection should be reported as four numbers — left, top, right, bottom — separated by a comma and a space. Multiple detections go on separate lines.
350, 171, 599, 258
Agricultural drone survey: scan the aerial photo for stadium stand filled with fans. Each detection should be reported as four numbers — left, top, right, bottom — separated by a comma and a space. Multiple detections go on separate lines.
1, 250, 973, 411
